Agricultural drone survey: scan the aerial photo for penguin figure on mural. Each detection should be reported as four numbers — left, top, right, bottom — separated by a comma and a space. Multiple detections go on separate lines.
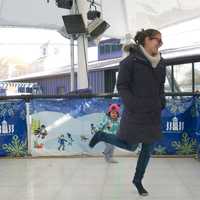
66, 132, 74, 145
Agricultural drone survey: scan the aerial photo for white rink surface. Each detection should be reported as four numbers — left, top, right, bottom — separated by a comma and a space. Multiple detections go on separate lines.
0, 157, 200, 200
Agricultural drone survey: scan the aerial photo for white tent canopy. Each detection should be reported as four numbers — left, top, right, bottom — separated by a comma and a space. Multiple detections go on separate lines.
101, 0, 200, 38
0, 0, 68, 30
1, 0, 200, 91
1, 0, 200, 39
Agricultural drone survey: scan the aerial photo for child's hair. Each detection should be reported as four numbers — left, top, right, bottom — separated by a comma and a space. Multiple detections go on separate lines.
107, 103, 120, 117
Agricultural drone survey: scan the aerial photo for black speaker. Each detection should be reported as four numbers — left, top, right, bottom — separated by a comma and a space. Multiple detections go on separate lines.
62, 14, 86, 34
87, 18, 110, 39
56, 0, 73, 9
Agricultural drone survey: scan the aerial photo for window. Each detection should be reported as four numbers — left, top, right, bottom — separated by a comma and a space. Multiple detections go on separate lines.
194, 62, 200, 92
173, 63, 192, 92
57, 87, 65, 95
99, 45, 104, 55
104, 45, 111, 54
165, 66, 172, 92
104, 70, 117, 93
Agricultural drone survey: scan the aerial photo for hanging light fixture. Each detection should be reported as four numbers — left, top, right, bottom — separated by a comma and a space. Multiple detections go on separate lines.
87, 0, 101, 20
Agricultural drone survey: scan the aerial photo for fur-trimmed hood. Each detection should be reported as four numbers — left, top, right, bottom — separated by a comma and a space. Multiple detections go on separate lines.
122, 43, 138, 53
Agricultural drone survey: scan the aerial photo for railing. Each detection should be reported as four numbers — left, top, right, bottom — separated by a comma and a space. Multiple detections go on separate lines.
0, 92, 200, 100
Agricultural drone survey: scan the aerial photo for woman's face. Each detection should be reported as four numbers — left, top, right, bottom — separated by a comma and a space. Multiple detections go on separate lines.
144, 33, 163, 56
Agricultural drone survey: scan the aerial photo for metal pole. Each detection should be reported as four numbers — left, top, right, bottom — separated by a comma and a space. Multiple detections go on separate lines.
192, 62, 195, 93
25, 102, 31, 156
70, 0, 75, 91
76, 0, 89, 89
70, 37, 75, 91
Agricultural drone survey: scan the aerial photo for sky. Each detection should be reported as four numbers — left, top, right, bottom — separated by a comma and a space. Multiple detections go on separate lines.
0, 27, 98, 69
1, 17, 200, 61
1, 17, 200, 73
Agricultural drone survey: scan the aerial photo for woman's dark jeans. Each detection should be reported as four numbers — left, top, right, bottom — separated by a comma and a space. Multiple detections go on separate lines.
95, 132, 153, 183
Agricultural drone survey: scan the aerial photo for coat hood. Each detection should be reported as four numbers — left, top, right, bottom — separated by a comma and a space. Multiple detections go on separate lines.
123, 43, 139, 54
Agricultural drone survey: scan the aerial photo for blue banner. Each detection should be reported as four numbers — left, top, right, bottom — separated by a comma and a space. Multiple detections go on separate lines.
30, 97, 200, 156
0, 100, 27, 156
154, 97, 198, 155
193, 96, 200, 159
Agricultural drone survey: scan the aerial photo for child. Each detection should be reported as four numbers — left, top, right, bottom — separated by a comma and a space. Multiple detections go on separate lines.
96, 103, 120, 163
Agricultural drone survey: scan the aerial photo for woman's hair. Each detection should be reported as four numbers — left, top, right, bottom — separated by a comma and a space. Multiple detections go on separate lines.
134, 29, 161, 46
122, 29, 161, 53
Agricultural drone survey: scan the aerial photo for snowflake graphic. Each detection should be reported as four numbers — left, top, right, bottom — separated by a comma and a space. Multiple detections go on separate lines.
154, 145, 167, 155
166, 100, 187, 114
0, 102, 26, 120
2, 135, 27, 157
171, 132, 197, 155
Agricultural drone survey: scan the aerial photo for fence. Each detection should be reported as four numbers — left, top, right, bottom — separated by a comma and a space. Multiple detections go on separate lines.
0, 93, 200, 157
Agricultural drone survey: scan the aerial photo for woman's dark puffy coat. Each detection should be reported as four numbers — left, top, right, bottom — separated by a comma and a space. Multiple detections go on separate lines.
117, 45, 166, 144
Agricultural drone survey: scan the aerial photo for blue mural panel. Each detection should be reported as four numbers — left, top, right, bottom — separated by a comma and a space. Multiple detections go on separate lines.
0, 100, 27, 156
154, 97, 198, 155
30, 98, 122, 156
30, 97, 200, 156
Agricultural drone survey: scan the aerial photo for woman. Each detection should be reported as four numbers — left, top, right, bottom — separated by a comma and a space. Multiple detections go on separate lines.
89, 29, 166, 196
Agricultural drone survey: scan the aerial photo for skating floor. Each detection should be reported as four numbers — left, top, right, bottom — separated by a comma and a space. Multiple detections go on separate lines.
0, 157, 200, 200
